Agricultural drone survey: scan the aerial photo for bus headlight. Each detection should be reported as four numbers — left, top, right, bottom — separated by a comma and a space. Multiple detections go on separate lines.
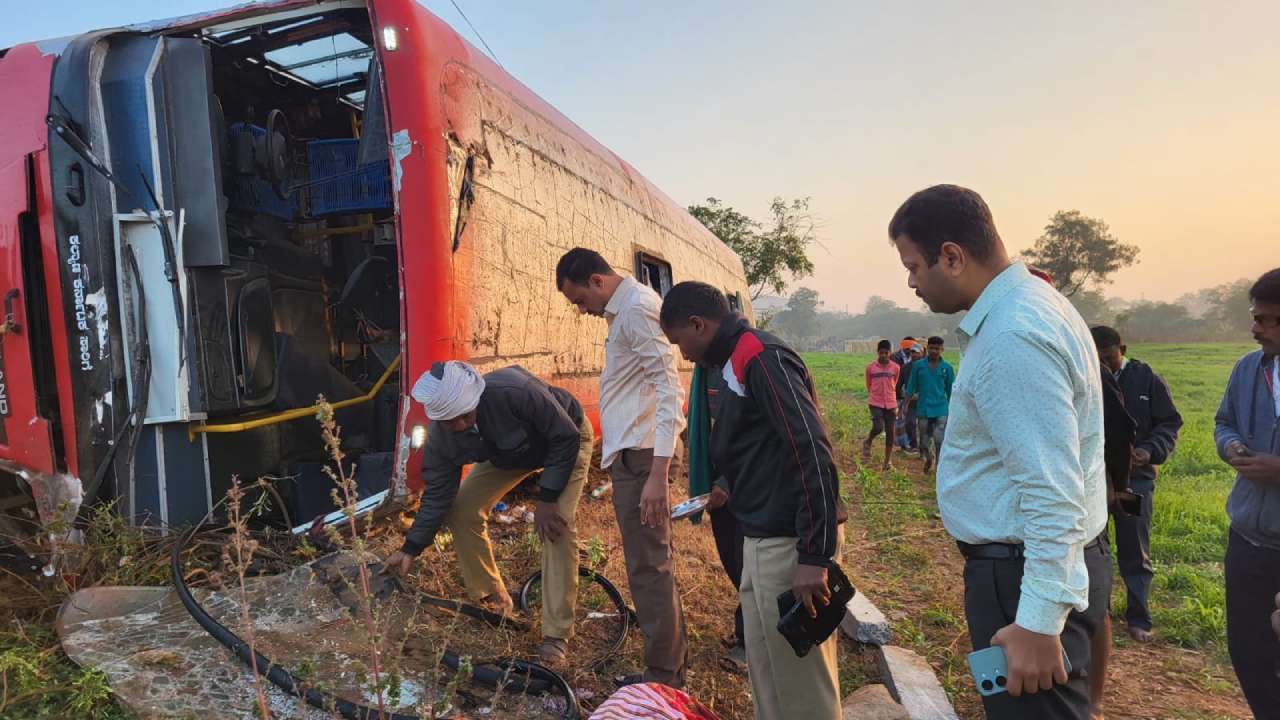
382, 26, 400, 52
410, 424, 427, 449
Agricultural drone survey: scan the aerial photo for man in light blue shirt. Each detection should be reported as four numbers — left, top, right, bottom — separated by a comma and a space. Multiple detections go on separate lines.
888, 185, 1108, 720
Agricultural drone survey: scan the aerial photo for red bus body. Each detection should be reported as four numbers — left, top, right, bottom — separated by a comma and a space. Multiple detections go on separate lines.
0, 0, 749, 533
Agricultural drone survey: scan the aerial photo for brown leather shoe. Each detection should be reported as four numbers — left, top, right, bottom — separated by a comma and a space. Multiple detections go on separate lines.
1127, 626, 1154, 643
538, 637, 568, 665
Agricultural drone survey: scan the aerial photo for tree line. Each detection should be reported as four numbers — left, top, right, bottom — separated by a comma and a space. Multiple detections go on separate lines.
688, 197, 1254, 350
764, 278, 1256, 351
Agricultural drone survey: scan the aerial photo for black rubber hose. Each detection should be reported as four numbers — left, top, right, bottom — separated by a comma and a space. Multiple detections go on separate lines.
170, 526, 420, 720
170, 527, 581, 719
518, 567, 632, 670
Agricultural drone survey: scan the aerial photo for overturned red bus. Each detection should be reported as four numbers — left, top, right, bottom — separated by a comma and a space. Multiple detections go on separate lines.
0, 0, 750, 540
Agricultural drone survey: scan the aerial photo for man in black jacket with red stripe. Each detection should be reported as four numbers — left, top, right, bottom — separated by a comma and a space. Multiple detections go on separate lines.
660, 281, 842, 720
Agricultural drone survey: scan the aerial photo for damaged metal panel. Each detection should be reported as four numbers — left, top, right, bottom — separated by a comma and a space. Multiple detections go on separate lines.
438, 63, 751, 392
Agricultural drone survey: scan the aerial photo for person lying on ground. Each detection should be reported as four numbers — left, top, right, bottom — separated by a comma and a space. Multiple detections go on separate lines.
381, 361, 594, 667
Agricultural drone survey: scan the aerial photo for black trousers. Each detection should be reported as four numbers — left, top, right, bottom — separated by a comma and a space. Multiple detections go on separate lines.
1111, 489, 1154, 630
1225, 530, 1280, 720
710, 504, 745, 645
962, 540, 1111, 720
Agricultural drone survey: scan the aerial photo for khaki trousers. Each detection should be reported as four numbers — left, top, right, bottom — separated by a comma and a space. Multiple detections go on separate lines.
741, 535, 843, 720
610, 447, 688, 687
444, 415, 594, 640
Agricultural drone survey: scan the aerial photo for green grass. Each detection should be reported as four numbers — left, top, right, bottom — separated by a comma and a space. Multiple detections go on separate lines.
806, 342, 1255, 658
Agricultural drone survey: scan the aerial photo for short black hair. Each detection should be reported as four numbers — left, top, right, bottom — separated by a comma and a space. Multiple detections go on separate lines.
902, 336, 914, 342
877, 339, 892, 352
660, 281, 730, 327
888, 184, 1002, 266
1250, 268, 1280, 305
927, 336, 944, 346
1090, 325, 1123, 350
555, 248, 614, 288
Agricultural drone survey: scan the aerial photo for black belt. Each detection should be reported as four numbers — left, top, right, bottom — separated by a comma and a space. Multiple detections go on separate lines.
958, 536, 1104, 561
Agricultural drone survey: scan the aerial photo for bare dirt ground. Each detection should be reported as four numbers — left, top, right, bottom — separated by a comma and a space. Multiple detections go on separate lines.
2, 447, 1255, 719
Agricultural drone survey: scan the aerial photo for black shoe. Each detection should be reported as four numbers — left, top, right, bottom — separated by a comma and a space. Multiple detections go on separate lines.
613, 673, 644, 688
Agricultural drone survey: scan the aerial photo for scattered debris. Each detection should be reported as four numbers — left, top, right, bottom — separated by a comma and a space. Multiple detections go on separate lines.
841, 590, 893, 646
877, 645, 959, 720
841, 683, 909, 720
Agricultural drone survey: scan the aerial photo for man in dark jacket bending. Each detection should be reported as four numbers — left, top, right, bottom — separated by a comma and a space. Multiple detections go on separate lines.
1090, 326, 1183, 643
660, 281, 843, 720
381, 361, 594, 666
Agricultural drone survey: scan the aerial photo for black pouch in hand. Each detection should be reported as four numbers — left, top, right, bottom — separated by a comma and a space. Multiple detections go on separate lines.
775, 561, 856, 657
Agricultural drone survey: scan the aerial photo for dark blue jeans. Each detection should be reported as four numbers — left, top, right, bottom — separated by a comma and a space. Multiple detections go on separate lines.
1111, 489, 1154, 631
1225, 530, 1280, 720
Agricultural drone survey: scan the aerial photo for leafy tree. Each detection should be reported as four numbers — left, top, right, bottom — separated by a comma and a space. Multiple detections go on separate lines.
1068, 289, 1115, 326
1115, 301, 1197, 342
771, 287, 822, 343
1200, 278, 1255, 339
688, 197, 816, 301
1021, 211, 1139, 297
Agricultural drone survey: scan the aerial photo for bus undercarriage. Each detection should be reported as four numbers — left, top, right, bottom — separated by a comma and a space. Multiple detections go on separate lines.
2, 3, 405, 542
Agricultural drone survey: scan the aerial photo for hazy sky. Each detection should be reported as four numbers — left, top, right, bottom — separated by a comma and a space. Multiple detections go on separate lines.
7, 1, 1277, 312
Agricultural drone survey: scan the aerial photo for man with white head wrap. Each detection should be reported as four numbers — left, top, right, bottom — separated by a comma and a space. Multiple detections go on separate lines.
382, 361, 594, 666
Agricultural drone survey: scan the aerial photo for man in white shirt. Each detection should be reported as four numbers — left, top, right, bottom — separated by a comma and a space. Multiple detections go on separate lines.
888, 185, 1108, 719
555, 248, 688, 688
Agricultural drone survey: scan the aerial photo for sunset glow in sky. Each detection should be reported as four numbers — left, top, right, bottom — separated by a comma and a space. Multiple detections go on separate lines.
8, 1, 1277, 311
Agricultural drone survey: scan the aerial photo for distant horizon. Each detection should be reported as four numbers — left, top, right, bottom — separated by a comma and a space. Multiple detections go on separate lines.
756, 269, 1258, 314
6, 0, 1275, 311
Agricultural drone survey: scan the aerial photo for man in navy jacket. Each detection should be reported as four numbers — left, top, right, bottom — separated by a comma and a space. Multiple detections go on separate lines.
1090, 326, 1183, 642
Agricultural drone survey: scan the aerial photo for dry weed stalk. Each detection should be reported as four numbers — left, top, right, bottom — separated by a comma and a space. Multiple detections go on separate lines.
315, 398, 392, 717
222, 475, 274, 720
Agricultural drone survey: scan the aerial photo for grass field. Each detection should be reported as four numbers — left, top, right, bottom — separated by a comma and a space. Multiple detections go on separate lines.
0, 343, 1255, 719
806, 342, 1257, 718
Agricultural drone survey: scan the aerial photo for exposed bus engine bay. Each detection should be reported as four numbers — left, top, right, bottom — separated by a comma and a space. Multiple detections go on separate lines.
39, 5, 402, 529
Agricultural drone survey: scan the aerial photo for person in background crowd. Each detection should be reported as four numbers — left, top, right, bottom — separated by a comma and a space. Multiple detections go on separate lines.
892, 337, 916, 368
1215, 267, 1280, 719
905, 336, 955, 473
863, 339, 901, 470
896, 342, 924, 452
659, 281, 843, 720
1089, 325, 1183, 643
555, 248, 689, 688
381, 361, 594, 666
890, 185, 1107, 720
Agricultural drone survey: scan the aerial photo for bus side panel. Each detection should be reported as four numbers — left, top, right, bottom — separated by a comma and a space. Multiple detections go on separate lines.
372, 0, 753, 493
438, 62, 755, 421
369, 1, 467, 493
0, 46, 62, 476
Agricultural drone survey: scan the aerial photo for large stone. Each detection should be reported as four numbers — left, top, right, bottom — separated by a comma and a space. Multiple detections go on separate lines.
878, 645, 959, 720
841, 590, 893, 646
842, 684, 910, 720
